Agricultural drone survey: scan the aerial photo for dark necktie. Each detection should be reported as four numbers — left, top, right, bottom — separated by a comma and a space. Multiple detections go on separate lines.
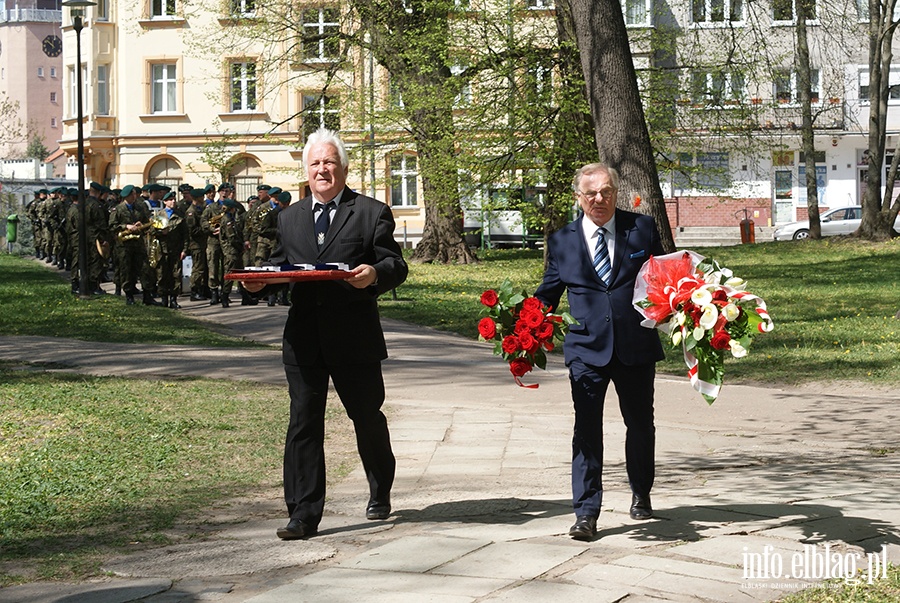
593, 227, 612, 285
315, 201, 334, 248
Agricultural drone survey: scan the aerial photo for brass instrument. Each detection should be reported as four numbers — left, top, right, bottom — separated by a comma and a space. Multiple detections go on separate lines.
148, 210, 168, 268
208, 212, 224, 227
118, 221, 152, 242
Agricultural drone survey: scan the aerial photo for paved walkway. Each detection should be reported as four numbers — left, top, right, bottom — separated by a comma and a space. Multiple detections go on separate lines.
1, 276, 899, 603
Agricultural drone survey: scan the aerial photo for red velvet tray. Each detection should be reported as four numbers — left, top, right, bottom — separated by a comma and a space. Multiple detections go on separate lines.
225, 269, 352, 284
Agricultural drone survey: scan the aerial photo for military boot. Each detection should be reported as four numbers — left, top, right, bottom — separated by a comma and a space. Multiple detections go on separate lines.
169, 296, 181, 309
143, 291, 163, 306
210, 288, 220, 305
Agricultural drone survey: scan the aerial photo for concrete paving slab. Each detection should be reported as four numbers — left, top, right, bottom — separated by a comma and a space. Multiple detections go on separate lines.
337, 535, 490, 572
480, 579, 630, 602
0, 579, 172, 603
242, 567, 512, 603
437, 541, 586, 580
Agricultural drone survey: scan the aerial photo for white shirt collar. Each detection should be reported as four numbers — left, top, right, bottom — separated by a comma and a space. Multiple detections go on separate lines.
582, 213, 616, 240
313, 189, 344, 207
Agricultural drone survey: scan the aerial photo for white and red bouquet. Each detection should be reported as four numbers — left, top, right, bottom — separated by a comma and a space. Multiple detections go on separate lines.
633, 251, 774, 404
478, 279, 576, 388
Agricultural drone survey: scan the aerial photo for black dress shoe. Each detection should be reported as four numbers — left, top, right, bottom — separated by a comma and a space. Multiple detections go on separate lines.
630, 494, 653, 520
366, 500, 391, 520
568, 516, 597, 541
276, 518, 316, 540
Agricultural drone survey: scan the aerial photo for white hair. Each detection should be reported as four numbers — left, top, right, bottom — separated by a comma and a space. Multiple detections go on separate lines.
302, 128, 349, 172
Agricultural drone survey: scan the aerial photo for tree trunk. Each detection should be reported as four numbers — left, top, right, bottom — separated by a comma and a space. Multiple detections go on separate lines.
568, 0, 676, 253
796, 0, 821, 239
541, 0, 597, 266
859, 0, 900, 240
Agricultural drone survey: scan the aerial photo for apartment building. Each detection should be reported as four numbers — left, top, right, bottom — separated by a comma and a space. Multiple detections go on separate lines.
56, 0, 899, 246
0, 0, 64, 161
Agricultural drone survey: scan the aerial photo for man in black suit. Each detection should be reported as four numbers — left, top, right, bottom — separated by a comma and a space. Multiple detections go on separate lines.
534, 163, 665, 541
262, 128, 408, 540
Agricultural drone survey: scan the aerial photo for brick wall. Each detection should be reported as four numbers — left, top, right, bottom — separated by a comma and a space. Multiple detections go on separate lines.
664, 197, 771, 227
794, 206, 831, 221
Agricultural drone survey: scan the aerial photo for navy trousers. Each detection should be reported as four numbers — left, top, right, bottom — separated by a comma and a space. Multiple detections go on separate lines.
568, 355, 656, 518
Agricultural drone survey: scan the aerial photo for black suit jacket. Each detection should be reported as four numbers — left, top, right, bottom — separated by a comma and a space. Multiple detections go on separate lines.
269, 187, 408, 366
534, 209, 665, 368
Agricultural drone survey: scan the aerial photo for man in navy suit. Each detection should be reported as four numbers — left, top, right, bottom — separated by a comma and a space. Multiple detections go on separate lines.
534, 163, 665, 541
260, 128, 408, 540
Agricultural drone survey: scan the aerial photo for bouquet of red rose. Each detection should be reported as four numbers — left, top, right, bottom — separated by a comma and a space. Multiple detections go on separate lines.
632, 251, 774, 404
478, 279, 576, 388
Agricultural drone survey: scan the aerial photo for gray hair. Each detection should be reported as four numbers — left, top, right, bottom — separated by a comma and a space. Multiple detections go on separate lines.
572, 163, 620, 192
302, 128, 349, 172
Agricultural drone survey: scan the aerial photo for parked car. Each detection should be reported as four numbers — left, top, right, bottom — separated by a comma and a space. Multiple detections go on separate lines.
773, 206, 899, 240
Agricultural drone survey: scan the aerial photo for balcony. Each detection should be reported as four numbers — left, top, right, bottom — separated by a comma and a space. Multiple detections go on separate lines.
0, 8, 61, 23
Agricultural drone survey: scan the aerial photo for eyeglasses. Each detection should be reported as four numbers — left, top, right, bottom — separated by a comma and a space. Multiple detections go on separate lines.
577, 189, 616, 200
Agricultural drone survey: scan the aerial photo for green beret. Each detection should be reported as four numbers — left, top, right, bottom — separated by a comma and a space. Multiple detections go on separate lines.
190, 188, 206, 199
268, 187, 283, 196
222, 198, 239, 209
203, 184, 216, 194
277, 191, 292, 203
120, 184, 136, 197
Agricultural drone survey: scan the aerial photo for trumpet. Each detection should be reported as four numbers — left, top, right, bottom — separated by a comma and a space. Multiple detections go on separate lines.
118, 221, 153, 242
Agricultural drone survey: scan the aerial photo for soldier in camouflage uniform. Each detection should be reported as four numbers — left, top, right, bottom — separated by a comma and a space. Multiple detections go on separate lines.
36, 189, 53, 261
109, 185, 152, 305
50, 188, 72, 271
154, 191, 188, 308
184, 188, 209, 301
255, 190, 291, 306
218, 198, 244, 308
201, 184, 226, 305
66, 182, 110, 295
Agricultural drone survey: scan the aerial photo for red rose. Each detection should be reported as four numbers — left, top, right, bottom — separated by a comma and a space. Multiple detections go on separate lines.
509, 357, 533, 377
518, 332, 539, 354
521, 308, 544, 329
535, 321, 554, 341
481, 289, 499, 308
478, 317, 497, 340
514, 319, 531, 334
710, 329, 731, 350
522, 297, 544, 313
712, 289, 728, 303
501, 335, 520, 355
543, 340, 555, 352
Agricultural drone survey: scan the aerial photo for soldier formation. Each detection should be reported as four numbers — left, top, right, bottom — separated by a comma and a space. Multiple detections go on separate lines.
25, 181, 292, 309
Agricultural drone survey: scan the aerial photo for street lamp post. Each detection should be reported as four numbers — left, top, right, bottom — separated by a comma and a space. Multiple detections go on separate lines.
62, 0, 96, 299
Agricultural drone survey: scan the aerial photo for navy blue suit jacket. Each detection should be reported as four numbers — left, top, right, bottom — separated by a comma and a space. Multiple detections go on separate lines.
534, 209, 665, 368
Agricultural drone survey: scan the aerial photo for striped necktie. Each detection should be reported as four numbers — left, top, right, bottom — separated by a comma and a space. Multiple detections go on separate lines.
593, 227, 612, 285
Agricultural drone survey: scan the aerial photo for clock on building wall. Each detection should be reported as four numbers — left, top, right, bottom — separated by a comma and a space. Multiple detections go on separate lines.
42, 35, 62, 58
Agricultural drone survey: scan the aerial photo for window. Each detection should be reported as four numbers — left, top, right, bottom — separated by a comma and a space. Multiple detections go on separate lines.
96, 0, 109, 20
50, 67, 57, 78
389, 77, 404, 108
151, 0, 176, 19
774, 69, 819, 104
230, 61, 257, 112
390, 155, 418, 206
38, 67, 45, 78
68, 65, 87, 117
97, 64, 109, 115
302, 94, 340, 139
624, 0, 651, 25
690, 70, 745, 105
772, 0, 816, 21
673, 152, 730, 190
147, 157, 182, 188
151, 63, 177, 113
858, 69, 900, 103
692, 0, 743, 23
51, 117, 58, 128
451, 65, 471, 107
526, 64, 553, 105
231, 0, 255, 16
50, 92, 57, 103
526, 0, 554, 7
301, 7, 340, 61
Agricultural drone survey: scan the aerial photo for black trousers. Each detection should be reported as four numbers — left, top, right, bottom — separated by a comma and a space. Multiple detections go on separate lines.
283, 361, 395, 528
568, 355, 656, 519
